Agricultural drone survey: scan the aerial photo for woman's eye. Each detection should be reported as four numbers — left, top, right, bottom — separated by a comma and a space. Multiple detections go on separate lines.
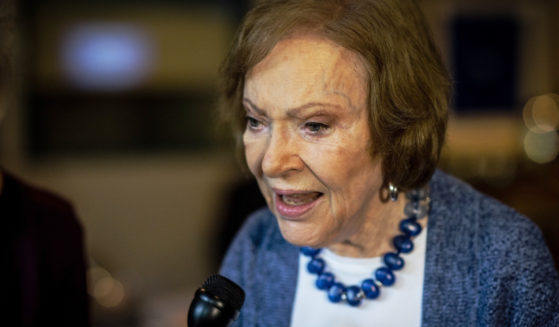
246, 116, 263, 130
304, 122, 329, 134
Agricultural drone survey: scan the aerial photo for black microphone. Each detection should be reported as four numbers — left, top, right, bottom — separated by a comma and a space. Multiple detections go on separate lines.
188, 274, 245, 327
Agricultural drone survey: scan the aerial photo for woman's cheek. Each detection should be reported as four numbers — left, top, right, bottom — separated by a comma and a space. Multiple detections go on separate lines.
244, 137, 266, 176
301, 142, 347, 176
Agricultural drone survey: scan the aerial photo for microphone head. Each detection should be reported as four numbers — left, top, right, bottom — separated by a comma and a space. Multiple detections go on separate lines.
202, 274, 245, 312
188, 274, 245, 327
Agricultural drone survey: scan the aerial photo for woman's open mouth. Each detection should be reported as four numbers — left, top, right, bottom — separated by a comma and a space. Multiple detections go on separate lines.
274, 190, 323, 218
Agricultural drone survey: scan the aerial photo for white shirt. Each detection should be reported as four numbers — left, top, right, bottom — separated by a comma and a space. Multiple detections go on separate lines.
290, 228, 427, 327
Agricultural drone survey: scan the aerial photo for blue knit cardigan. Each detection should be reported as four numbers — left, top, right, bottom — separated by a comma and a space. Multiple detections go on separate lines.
220, 170, 559, 326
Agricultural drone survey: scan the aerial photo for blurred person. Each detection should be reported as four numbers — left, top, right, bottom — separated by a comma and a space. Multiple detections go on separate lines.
0, 1, 90, 326
218, 0, 559, 326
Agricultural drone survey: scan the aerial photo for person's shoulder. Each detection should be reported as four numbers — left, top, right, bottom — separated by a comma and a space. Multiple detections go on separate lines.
430, 169, 493, 209
431, 169, 531, 229
4, 171, 82, 232
27, 183, 74, 215
229, 207, 281, 251
431, 169, 554, 272
430, 170, 551, 263
430, 170, 559, 325
219, 207, 284, 282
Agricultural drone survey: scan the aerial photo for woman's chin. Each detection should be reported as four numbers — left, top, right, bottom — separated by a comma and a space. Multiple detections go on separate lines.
277, 222, 325, 249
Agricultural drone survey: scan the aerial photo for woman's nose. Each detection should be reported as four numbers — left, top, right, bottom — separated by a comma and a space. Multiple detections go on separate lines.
261, 128, 304, 177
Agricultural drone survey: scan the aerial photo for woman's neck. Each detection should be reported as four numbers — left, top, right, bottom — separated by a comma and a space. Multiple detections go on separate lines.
327, 193, 425, 258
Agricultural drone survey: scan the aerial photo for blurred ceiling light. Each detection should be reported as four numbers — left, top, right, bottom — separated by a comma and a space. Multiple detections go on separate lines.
523, 94, 559, 134
61, 23, 154, 91
523, 130, 559, 164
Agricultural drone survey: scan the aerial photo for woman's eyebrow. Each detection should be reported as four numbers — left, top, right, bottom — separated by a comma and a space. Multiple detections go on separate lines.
285, 102, 341, 118
243, 97, 341, 117
242, 98, 266, 116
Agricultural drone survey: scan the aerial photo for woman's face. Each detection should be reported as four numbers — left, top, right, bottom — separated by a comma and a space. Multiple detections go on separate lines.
243, 34, 385, 249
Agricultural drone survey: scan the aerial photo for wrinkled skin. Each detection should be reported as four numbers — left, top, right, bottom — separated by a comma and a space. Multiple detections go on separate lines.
243, 34, 408, 257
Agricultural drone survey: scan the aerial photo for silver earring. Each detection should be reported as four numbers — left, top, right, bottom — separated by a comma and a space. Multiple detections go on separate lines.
388, 183, 398, 202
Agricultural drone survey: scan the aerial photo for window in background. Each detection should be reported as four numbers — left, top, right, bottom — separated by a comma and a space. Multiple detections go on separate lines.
452, 16, 518, 111
21, 0, 247, 158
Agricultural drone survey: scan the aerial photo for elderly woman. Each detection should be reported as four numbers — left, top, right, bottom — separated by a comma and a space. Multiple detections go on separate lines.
219, 0, 559, 326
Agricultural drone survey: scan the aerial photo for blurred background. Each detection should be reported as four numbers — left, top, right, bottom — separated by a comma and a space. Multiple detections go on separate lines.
0, 0, 557, 326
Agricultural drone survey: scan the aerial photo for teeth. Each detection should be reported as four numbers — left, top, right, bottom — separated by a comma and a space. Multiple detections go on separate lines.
281, 193, 321, 206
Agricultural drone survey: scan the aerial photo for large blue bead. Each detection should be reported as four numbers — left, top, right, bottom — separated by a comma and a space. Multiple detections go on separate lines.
345, 286, 362, 306
301, 247, 321, 257
361, 279, 380, 299
383, 252, 404, 270
316, 272, 335, 290
327, 282, 346, 303
375, 267, 395, 286
393, 234, 414, 253
399, 217, 422, 236
307, 258, 325, 274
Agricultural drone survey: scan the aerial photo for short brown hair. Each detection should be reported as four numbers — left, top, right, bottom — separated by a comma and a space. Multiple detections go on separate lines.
219, 0, 450, 190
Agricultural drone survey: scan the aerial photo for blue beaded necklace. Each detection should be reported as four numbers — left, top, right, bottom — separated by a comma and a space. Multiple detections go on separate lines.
300, 188, 429, 307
